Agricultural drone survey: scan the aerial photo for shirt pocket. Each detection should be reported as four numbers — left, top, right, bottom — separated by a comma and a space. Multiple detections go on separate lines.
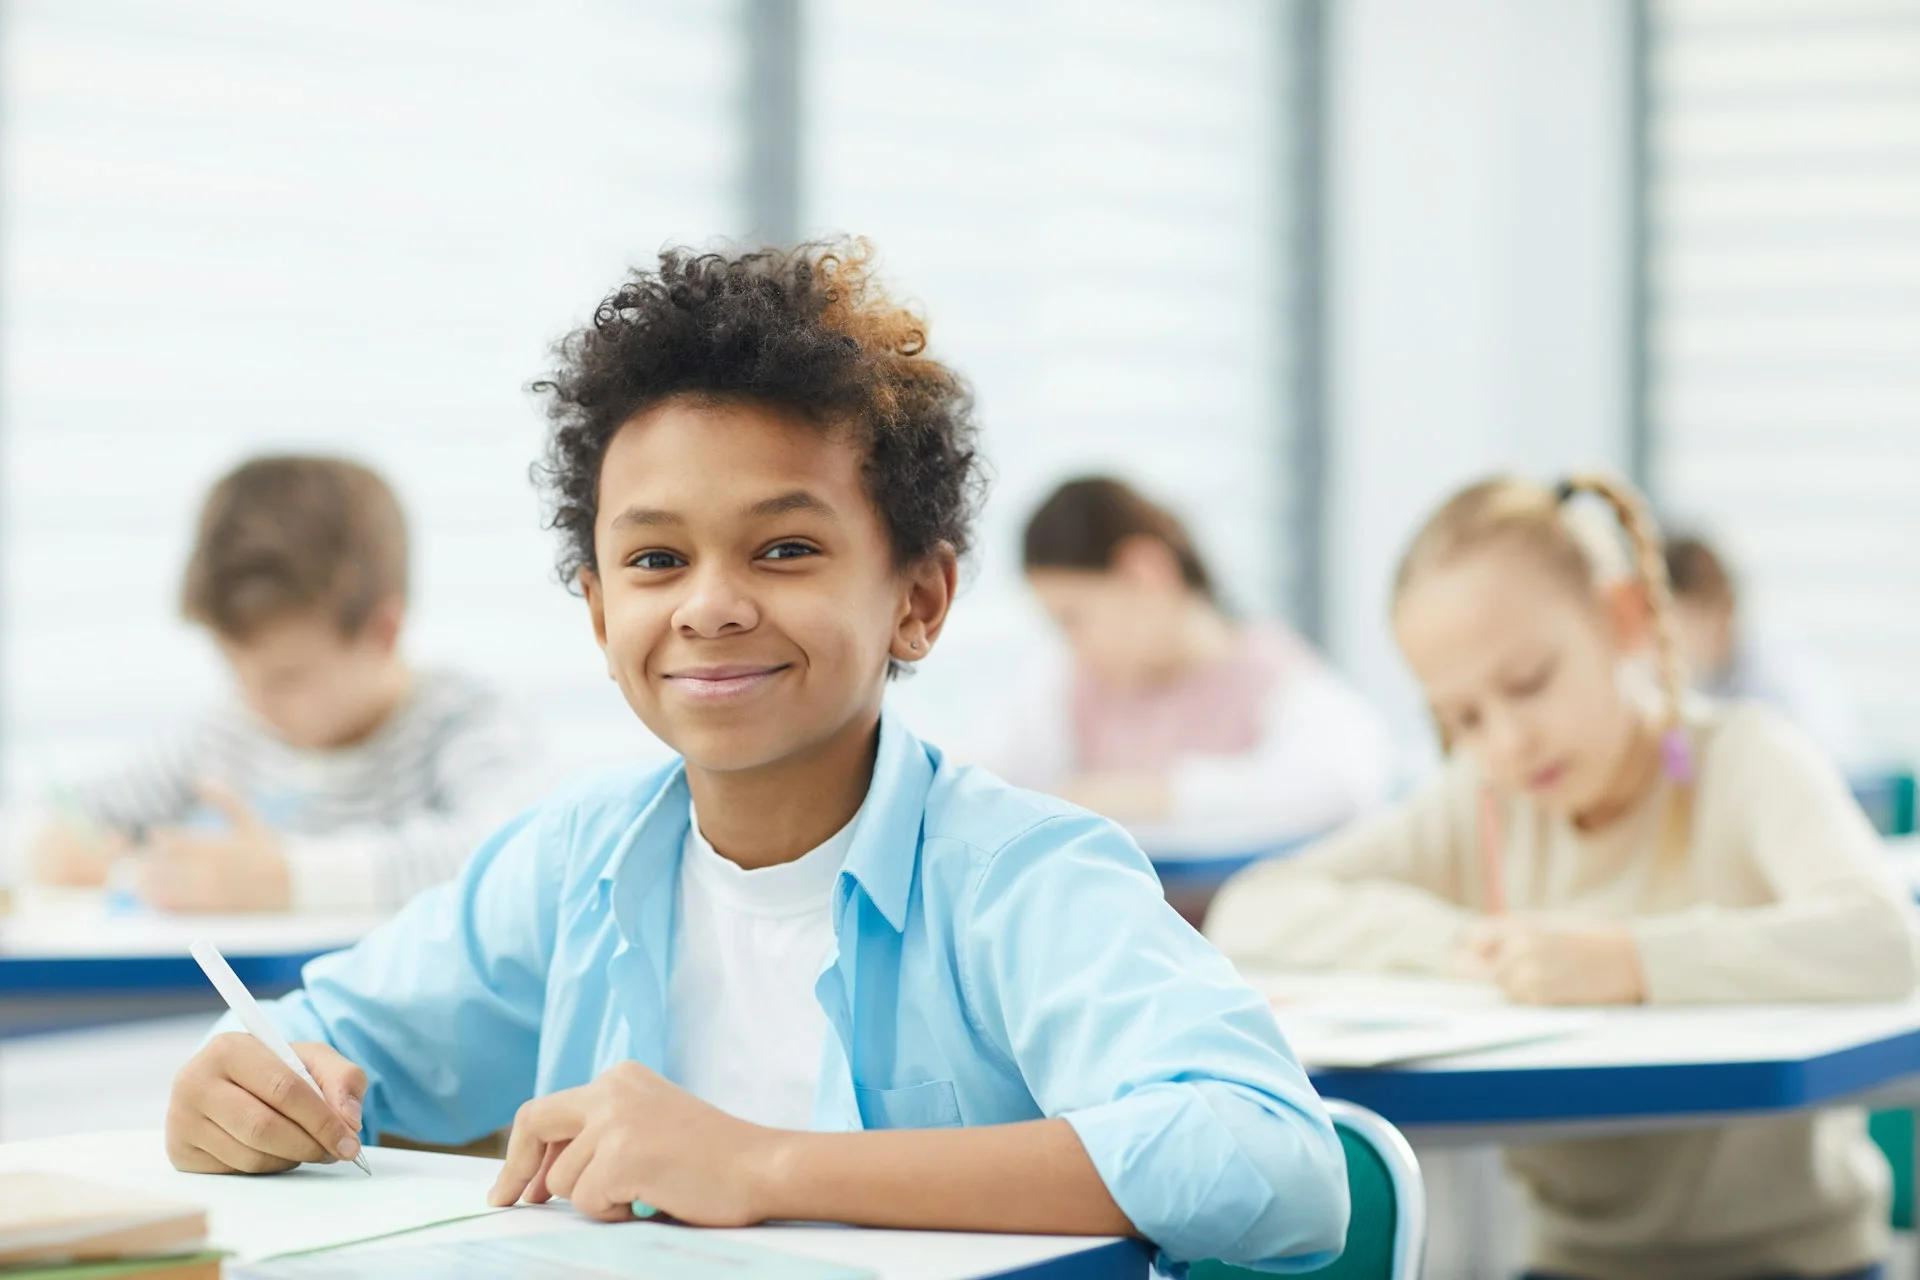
854, 1078, 963, 1130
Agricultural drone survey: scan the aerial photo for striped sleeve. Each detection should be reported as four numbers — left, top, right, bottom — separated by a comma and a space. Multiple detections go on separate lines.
281, 685, 542, 911
67, 718, 221, 833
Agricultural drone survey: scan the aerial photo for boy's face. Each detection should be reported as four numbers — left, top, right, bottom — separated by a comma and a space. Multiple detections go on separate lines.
581, 398, 947, 776
217, 606, 404, 750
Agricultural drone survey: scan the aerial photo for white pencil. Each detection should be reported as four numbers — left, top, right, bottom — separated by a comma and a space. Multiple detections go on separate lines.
189, 939, 372, 1176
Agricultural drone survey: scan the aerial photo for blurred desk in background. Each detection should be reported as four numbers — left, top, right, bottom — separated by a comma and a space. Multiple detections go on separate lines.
0, 887, 380, 1038
1136, 827, 1315, 926
1248, 970, 1920, 1144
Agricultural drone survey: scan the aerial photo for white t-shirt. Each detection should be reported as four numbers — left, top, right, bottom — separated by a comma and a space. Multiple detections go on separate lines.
663, 803, 857, 1129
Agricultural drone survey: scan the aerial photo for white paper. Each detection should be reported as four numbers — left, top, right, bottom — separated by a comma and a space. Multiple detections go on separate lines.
1271, 998, 1598, 1068
0, 1130, 505, 1262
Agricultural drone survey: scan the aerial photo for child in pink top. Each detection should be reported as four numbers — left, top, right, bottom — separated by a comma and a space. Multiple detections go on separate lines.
995, 477, 1396, 853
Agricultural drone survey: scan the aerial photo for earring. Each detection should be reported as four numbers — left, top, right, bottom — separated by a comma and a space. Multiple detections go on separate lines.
909, 640, 922, 652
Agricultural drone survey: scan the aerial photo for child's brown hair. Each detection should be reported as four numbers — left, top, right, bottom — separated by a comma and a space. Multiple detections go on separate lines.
181, 455, 409, 641
1022, 477, 1218, 605
1395, 472, 1694, 861
1665, 533, 1736, 609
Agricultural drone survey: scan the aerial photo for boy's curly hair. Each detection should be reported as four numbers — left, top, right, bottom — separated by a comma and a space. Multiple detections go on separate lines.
532, 240, 986, 589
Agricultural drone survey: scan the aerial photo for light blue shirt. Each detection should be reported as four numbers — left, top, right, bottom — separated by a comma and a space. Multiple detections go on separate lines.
253, 711, 1348, 1271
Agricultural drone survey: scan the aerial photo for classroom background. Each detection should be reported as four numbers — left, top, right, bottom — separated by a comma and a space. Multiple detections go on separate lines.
0, 1, 1916, 1278
7, 0, 1913, 800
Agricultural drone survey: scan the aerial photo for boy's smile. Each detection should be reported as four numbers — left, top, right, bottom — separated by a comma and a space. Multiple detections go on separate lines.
662, 662, 793, 703
579, 396, 951, 821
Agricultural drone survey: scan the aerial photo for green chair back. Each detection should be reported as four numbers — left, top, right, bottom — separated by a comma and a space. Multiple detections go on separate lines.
1858, 768, 1918, 1231
1870, 1107, 1914, 1231
1192, 1100, 1424, 1280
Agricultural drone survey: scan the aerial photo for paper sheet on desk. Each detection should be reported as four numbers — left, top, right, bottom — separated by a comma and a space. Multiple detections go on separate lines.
1273, 1000, 1598, 1068
0, 1131, 505, 1262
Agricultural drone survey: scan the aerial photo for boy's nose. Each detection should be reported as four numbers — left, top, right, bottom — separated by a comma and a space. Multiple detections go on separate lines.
673, 568, 759, 637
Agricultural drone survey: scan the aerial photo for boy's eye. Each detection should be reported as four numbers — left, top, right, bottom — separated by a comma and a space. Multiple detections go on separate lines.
628, 550, 685, 571
762, 541, 818, 562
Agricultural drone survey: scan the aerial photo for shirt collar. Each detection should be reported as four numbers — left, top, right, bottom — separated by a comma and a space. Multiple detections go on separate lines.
595, 706, 933, 935
840, 706, 933, 934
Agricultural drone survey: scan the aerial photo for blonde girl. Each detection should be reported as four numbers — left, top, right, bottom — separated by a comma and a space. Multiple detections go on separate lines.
1207, 473, 1917, 1280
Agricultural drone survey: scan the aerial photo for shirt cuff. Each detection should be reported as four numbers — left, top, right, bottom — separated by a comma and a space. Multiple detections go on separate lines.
1064, 1084, 1275, 1266
282, 834, 388, 913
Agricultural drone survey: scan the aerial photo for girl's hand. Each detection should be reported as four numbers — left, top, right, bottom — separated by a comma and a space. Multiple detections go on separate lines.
489, 1061, 784, 1226
1458, 917, 1647, 1005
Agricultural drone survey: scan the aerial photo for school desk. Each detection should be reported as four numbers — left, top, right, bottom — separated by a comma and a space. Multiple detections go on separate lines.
1254, 970, 1920, 1274
1246, 970, 1920, 1144
0, 1130, 1150, 1280
1140, 832, 1314, 926
0, 888, 381, 1037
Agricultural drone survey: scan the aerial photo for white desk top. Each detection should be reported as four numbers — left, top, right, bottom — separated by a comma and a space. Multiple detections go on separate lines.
0, 886, 381, 959
1249, 969, 1920, 1072
1247, 969, 1920, 1140
0, 1131, 1135, 1280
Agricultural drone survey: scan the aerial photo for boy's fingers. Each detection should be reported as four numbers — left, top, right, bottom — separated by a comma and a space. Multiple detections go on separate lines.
492, 1093, 588, 1205
297, 1043, 368, 1124
570, 1165, 637, 1223
183, 1110, 300, 1176
225, 1038, 361, 1161
203, 1079, 333, 1165
543, 1131, 599, 1203
526, 1140, 570, 1205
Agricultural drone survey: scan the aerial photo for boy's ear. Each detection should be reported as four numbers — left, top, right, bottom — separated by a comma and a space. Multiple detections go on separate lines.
579, 567, 611, 659
359, 596, 405, 654
1602, 579, 1654, 652
891, 543, 959, 665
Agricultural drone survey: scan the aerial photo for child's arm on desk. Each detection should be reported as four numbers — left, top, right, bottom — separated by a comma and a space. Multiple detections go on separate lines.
492, 1066, 1132, 1237
164, 804, 560, 1170
501, 813, 1348, 1270
33, 724, 206, 886
1205, 759, 1479, 973
29, 816, 130, 886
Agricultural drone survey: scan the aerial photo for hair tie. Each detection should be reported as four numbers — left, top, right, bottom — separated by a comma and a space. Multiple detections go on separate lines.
1661, 727, 1695, 785
1552, 479, 1577, 504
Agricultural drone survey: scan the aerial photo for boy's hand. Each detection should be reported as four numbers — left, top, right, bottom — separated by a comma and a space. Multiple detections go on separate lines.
140, 785, 290, 912
29, 821, 128, 887
167, 1033, 366, 1174
489, 1061, 783, 1225
1460, 917, 1647, 1006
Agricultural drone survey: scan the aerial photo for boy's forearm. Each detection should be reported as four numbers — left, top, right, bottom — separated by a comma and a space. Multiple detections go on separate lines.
751, 1118, 1136, 1238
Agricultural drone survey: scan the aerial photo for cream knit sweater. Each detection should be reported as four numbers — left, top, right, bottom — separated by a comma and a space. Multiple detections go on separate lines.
1207, 701, 1920, 1280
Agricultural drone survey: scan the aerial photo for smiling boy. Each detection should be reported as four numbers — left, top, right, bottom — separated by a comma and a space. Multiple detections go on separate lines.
163, 243, 1348, 1270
